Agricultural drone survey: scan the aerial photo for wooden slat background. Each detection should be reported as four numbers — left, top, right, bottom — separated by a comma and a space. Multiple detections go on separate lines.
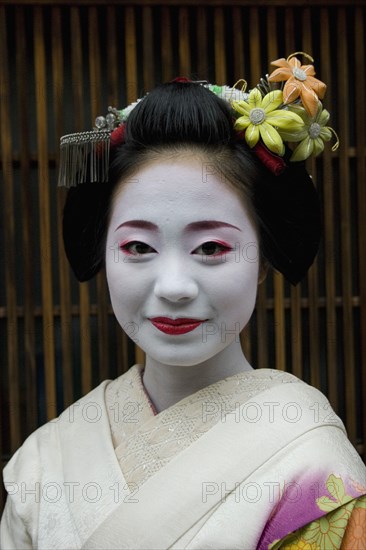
1, 0, 365, 511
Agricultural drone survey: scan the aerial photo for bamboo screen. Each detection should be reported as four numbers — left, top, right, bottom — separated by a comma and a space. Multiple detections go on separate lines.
1, 0, 365, 509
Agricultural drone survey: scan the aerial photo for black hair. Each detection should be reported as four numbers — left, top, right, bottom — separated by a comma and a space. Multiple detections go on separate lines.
124, 82, 234, 145
63, 81, 321, 284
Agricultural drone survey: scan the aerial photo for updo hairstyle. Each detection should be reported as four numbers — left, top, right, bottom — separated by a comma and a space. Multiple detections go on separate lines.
63, 81, 321, 285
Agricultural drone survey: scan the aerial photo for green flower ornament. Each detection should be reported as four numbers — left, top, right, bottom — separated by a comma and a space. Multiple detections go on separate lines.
280, 103, 337, 161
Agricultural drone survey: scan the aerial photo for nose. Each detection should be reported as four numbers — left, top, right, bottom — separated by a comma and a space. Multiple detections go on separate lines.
153, 257, 199, 303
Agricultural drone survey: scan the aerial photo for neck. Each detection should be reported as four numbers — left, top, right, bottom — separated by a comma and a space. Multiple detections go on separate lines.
142, 341, 253, 413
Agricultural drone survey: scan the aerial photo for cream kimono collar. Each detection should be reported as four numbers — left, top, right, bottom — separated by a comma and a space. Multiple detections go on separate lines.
79, 366, 359, 549
106, 365, 311, 489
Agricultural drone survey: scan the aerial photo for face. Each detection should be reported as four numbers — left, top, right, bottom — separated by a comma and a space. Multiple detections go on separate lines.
105, 154, 260, 367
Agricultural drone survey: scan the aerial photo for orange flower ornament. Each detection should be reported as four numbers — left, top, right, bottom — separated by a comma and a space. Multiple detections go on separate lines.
268, 53, 326, 118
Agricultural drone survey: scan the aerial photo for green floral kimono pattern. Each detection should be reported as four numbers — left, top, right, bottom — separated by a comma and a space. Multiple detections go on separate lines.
269, 476, 366, 549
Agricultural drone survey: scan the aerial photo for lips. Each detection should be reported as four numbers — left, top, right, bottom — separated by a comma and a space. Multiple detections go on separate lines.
149, 316, 207, 335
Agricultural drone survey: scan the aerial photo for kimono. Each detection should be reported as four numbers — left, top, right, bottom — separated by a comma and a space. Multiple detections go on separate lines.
1, 365, 365, 549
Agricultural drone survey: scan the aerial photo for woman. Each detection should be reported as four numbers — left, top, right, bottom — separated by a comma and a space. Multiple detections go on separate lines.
1, 55, 365, 549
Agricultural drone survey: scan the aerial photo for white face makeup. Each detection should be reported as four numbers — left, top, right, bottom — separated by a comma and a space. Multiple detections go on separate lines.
105, 155, 260, 368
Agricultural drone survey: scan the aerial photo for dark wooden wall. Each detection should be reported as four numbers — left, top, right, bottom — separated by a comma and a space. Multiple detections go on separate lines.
1, 0, 365, 509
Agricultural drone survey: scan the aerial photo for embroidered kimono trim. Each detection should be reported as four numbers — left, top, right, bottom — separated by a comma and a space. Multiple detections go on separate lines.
105, 365, 302, 487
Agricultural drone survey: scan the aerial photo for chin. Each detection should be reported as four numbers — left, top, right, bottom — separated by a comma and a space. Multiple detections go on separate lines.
144, 343, 227, 368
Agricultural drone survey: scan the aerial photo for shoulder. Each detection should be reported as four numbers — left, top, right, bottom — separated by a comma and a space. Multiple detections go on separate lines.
1, 372, 134, 546
2, 371, 132, 494
252, 368, 342, 421
3, 366, 140, 483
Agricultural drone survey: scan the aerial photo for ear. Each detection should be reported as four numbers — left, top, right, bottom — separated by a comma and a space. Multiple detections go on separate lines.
258, 260, 269, 285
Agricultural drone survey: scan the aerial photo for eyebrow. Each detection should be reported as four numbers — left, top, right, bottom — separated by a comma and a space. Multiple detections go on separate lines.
115, 220, 242, 232
115, 220, 158, 232
185, 221, 241, 232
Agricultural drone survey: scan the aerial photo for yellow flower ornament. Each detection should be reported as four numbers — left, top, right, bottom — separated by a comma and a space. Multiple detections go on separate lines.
232, 88, 303, 156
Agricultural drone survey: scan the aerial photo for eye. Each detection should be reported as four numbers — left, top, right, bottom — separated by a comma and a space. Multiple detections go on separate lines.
120, 241, 157, 256
192, 241, 232, 256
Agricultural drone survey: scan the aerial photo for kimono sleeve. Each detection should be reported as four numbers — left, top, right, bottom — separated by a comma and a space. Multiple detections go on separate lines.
0, 497, 32, 549
271, 494, 366, 550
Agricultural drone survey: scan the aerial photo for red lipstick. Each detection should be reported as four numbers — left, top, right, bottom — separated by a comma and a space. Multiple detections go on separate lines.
150, 317, 206, 335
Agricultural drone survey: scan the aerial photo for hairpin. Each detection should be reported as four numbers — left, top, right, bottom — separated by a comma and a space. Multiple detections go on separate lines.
58, 53, 338, 188
231, 52, 339, 168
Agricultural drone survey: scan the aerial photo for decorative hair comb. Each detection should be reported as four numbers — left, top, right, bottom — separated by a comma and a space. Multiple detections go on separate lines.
58, 52, 338, 188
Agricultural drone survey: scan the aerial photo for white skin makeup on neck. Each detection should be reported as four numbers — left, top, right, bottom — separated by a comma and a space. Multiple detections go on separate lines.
105, 153, 261, 412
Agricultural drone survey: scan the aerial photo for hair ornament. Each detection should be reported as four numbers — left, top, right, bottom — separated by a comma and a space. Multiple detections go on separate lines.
232, 88, 304, 156
230, 52, 338, 167
268, 52, 326, 117
58, 53, 338, 188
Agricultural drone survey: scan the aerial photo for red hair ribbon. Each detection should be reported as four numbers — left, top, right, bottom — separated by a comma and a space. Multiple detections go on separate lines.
236, 129, 286, 176
253, 141, 287, 176
171, 77, 192, 83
